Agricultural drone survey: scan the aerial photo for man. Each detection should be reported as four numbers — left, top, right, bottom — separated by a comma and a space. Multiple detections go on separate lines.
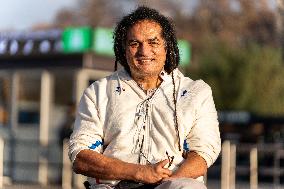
69, 6, 221, 189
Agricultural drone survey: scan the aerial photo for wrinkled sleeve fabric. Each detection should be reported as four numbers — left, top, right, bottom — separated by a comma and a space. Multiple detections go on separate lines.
68, 84, 104, 163
187, 81, 221, 168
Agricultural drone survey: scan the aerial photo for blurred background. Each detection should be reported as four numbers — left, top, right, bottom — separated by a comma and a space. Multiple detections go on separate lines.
0, 0, 283, 188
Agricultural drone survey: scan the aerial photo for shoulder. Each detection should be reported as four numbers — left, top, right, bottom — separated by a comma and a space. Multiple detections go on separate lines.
83, 69, 129, 99
177, 75, 213, 100
189, 80, 212, 95
86, 70, 121, 91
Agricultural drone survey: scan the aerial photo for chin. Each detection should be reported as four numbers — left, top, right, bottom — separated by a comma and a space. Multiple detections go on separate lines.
138, 70, 159, 77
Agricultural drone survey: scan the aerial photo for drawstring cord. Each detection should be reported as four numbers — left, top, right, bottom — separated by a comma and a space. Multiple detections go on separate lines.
172, 71, 181, 151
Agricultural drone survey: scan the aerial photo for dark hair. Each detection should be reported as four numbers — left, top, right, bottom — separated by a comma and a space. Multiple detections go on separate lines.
113, 6, 180, 74
114, 6, 182, 151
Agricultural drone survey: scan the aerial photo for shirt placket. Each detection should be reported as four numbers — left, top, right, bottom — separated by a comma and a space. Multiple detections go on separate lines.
139, 100, 151, 164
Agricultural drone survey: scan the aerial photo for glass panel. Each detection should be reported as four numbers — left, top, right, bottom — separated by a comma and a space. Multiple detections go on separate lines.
0, 74, 11, 127
18, 73, 41, 125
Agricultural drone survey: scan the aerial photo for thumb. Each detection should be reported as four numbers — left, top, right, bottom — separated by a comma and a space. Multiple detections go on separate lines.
157, 159, 169, 168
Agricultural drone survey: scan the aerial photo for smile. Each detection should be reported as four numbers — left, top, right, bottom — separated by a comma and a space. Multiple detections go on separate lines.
137, 58, 154, 63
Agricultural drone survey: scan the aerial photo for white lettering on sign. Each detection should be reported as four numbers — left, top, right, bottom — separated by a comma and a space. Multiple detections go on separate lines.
23, 40, 34, 55
10, 40, 19, 55
39, 40, 51, 53
70, 31, 83, 50
0, 40, 8, 54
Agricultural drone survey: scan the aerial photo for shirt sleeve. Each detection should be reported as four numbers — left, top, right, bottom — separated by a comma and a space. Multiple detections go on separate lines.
68, 85, 104, 163
187, 82, 221, 167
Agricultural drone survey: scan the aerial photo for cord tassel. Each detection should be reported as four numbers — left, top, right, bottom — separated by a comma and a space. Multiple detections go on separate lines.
171, 71, 181, 151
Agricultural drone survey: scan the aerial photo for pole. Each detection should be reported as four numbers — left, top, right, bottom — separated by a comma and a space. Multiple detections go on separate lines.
9, 72, 19, 182
230, 144, 236, 189
62, 139, 72, 189
250, 147, 258, 189
0, 137, 3, 189
221, 141, 231, 189
39, 71, 54, 185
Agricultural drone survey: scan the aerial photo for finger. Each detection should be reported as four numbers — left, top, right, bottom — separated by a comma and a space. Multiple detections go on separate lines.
162, 173, 170, 179
161, 168, 172, 176
157, 159, 169, 168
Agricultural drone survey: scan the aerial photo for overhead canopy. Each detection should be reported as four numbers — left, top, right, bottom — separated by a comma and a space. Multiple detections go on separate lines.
0, 27, 191, 66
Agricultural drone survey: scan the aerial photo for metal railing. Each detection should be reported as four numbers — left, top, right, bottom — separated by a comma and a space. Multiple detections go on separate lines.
62, 140, 85, 189
221, 141, 236, 189
221, 140, 284, 189
0, 137, 3, 189
62, 140, 72, 189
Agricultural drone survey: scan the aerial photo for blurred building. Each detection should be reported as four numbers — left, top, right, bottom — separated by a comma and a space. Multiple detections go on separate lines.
0, 28, 114, 184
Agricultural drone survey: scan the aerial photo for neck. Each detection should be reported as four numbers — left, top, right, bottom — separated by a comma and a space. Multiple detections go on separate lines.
133, 75, 162, 90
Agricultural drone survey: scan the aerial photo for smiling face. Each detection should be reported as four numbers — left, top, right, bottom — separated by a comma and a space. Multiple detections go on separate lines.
125, 20, 167, 79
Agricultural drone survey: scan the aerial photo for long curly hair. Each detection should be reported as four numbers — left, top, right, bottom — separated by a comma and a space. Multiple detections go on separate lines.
113, 6, 182, 151
113, 6, 180, 74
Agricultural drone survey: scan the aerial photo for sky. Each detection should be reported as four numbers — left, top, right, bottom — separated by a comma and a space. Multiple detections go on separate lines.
0, 0, 78, 31
0, 0, 197, 32
0, 0, 278, 32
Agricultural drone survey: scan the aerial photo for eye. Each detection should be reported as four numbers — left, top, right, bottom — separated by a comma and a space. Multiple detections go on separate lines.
149, 41, 159, 47
129, 41, 139, 48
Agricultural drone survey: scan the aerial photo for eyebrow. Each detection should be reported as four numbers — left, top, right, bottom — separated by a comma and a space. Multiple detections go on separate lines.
127, 37, 161, 43
148, 37, 160, 42
127, 39, 139, 44
127, 37, 160, 44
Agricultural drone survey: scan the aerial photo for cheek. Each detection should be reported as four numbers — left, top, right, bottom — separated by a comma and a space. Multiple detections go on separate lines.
126, 49, 137, 60
155, 46, 166, 55
156, 50, 167, 62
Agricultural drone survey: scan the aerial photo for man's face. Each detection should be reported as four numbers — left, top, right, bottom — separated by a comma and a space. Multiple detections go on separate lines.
125, 20, 167, 78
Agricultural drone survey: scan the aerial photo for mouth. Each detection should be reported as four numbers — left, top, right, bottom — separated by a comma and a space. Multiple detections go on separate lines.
136, 58, 155, 63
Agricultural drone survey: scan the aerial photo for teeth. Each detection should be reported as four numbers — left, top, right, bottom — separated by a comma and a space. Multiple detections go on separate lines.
140, 60, 151, 62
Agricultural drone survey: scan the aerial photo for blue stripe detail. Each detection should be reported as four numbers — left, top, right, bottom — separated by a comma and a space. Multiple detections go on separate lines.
183, 140, 190, 152
89, 140, 103, 150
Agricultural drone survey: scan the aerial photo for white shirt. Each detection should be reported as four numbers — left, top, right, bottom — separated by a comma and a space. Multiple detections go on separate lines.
69, 68, 221, 187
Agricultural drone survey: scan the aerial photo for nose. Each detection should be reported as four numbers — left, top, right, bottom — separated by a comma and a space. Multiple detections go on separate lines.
137, 43, 152, 56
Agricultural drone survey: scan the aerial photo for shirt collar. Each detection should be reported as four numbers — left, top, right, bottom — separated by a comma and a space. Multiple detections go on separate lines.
159, 69, 171, 82
116, 68, 132, 81
117, 68, 179, 82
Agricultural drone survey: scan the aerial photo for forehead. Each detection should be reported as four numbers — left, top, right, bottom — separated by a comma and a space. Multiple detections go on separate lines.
127, 20, 163, 39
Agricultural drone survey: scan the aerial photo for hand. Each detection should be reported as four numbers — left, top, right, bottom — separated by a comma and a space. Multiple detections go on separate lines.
162, 151, 208, 181
136, 159, 172, 184
161, 173, 181, 182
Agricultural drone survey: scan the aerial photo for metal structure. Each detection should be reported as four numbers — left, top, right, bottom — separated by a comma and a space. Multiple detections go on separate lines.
220, 141, 283, 189
0, 30, 113, 186
0, 137, 3, 189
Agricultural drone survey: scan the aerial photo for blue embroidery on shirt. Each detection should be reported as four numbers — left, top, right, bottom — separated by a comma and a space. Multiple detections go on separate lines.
181, 90, 188, 97
115, 86, 125, 94
89, 140, 103, 150
183, 140, 190, 152
116, 87, 121, 92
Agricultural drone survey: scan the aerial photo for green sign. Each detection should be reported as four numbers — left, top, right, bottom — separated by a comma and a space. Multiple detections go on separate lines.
178, 40, 191, 66
93, 27, 114, 56
61, 26, 191, 64
62, 27, 92, 53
